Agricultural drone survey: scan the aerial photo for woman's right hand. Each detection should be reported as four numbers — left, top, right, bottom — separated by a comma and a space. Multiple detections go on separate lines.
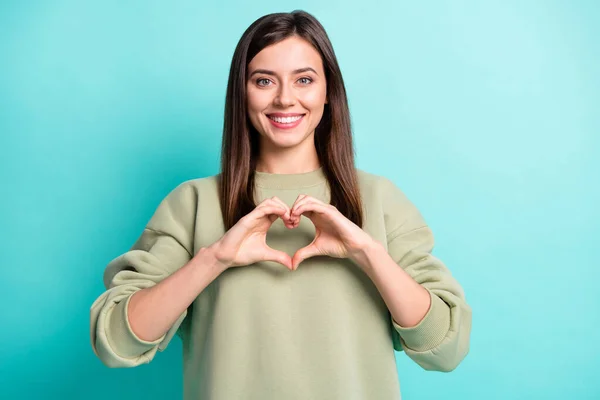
209, 196, 296, 271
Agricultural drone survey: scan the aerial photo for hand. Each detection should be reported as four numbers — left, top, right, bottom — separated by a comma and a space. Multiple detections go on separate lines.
210, 196, 295, 271
289, 195, 375, 271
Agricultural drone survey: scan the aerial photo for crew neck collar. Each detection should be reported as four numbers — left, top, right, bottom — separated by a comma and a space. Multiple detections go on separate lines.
254, 166, 326, 189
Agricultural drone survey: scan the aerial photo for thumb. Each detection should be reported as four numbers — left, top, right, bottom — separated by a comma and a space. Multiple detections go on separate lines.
292, 244, 319, 271
263, 247, 293, 270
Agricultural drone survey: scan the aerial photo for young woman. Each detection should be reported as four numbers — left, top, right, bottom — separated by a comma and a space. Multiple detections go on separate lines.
90, 10, 472, 400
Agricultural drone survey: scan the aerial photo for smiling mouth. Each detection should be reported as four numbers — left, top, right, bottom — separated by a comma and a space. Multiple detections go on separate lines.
267, 114, 305, 123
266, 114, 306, 130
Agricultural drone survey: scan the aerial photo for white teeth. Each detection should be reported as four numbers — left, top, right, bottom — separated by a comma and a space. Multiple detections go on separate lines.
268, 115, 303, 123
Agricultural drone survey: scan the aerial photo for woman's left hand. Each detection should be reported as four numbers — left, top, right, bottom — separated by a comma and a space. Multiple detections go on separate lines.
288, 195, 376, 270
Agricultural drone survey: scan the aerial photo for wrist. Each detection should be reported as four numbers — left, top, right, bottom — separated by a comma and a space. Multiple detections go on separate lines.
349, 238, 384, 271
201, 243, 231, 272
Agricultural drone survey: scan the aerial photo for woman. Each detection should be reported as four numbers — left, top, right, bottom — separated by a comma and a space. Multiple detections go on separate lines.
90, 10, 472, 400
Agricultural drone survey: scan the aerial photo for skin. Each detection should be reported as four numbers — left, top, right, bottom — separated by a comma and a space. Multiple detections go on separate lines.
244, 36, 431, 328
246, 35, 328, 174
126, 35, 432, 344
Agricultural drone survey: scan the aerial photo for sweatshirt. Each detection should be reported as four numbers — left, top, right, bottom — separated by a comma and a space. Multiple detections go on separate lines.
90, 166, 472, 400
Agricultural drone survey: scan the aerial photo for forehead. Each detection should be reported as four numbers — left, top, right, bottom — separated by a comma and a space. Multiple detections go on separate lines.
248, 36, 323, 73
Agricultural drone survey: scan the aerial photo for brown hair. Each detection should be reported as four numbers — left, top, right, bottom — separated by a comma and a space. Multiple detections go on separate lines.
219, 10, 364, 231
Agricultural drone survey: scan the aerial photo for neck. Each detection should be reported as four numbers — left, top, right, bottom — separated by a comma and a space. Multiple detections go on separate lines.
255, 140, 320, 174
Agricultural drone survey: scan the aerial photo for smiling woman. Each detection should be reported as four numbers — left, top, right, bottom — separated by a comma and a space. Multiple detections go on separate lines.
246, 37, 328, 156
90, 9, 472, 400
219, 11, 362, 233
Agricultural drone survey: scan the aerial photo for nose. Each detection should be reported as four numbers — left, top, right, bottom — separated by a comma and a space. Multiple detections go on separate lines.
274, 82, 296, 107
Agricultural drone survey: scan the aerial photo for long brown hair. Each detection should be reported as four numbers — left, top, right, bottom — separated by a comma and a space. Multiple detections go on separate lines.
219, 10, 364, 231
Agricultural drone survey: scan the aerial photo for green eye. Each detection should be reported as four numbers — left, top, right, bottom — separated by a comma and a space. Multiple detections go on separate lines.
256, 78, 271, 86
255, 77, 312, 86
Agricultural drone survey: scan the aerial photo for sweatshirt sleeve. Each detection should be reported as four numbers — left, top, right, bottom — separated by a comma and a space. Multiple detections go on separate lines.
380, 177, 472, 372
90, 181, 198, 368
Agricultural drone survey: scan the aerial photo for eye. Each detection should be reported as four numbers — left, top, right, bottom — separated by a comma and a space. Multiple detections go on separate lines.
256, 78, 272, 87
298, 77, 313, 85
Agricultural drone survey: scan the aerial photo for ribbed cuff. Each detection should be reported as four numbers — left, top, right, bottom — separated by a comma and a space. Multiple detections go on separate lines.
106, 293, 165, 358
392, 290, 451, 352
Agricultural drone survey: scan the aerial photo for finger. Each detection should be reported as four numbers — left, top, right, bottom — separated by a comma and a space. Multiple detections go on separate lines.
265, 198, 294, 229
262, 198, 291, 220
292, 244, 319, 271
290, 196, 313, 223
293, 201, 331, 219
256, 202, 286, 214
291, 194, 308, 206
291, 196, 329, 215
257, 197, 286, 212
269, 197, 293, 225
264, 249, 293, 270
292, 195, 329, 209
253, 204, 288, 221
290, 195, 309, 216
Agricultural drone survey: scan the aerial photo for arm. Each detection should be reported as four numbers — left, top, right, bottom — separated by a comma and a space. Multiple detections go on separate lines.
363, 177, 472, 372
90, 182, 223, 368
126, 247, 225, 343
356, 240, 433, 332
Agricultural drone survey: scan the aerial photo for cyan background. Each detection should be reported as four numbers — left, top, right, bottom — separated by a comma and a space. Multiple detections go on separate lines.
1, 1, 598, 399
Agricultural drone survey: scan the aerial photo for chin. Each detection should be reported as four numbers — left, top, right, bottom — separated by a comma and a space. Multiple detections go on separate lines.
271, 138, 304, 148
267, 131, 311, 148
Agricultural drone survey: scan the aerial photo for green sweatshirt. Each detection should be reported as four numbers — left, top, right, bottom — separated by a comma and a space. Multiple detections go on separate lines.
90, 167, 471, 399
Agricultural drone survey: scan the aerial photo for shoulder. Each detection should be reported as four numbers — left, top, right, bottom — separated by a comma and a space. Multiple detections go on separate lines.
160, 173, 220, 207
355, 167, 426, 234
179, 174, 220, 193
355, 168, 407, 200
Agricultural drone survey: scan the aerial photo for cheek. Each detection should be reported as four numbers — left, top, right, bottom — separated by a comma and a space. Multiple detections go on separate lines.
247, 88, 270, 113
301, 88, 327, 111
246, 89, 270, 133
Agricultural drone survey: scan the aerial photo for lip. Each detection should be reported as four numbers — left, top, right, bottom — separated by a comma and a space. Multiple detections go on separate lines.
266, 113, 305, 130
266, 112, 305, 117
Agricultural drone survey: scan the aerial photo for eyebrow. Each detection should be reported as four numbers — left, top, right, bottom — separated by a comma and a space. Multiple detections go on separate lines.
248, 67, 318, 78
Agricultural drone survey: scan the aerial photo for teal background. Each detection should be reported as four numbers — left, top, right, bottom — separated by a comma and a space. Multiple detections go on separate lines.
1, 1, 598, 399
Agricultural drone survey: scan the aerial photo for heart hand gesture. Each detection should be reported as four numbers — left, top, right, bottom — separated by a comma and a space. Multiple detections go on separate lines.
288, 195, 375, 271
210, 196, 296, 271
